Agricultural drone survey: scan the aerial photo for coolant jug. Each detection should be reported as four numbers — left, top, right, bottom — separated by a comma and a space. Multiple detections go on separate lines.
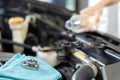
65, 14, 98, 33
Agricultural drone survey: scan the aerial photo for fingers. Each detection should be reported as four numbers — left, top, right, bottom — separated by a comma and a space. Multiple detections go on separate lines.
80, 7, 95, 16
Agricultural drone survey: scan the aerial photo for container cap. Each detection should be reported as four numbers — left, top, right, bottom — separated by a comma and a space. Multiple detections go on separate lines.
9, 17, 24, 24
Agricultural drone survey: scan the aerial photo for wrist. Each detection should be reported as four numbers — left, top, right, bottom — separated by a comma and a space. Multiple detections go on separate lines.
98, 0, 119, 7
97, 0, 108, 7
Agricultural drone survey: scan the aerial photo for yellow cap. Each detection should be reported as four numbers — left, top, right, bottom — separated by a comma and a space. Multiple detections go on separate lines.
43, 47, 55, 54
9, 17, 24, 24
74, 52, 86, 59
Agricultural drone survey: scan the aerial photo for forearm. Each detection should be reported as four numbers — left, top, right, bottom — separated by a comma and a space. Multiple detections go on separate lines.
97, 0, 120, 7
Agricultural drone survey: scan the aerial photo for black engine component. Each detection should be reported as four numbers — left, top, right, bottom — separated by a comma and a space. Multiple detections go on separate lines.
72, 65, 94, 80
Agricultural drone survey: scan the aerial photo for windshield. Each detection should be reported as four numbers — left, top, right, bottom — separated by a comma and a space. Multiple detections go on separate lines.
38, 0, 76, 11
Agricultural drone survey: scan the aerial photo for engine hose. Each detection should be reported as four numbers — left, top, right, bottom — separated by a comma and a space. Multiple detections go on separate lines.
0, 39, 59, 52
72, 64, 96, 80
0, 39, 32, 50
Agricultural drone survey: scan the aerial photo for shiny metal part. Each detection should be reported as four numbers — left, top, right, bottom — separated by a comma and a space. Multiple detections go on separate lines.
22, 58, 39, 70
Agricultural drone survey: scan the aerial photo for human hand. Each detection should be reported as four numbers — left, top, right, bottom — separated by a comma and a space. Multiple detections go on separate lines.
79, 3, 104, 31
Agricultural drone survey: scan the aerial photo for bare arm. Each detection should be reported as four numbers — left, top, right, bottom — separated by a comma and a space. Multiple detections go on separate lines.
99, 0, 120, 7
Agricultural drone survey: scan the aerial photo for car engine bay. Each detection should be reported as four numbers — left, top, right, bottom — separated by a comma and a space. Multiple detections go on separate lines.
0, 0, 120, 80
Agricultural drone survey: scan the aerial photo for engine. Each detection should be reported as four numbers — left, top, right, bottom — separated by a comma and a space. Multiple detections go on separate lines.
0, 0, 120, 80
